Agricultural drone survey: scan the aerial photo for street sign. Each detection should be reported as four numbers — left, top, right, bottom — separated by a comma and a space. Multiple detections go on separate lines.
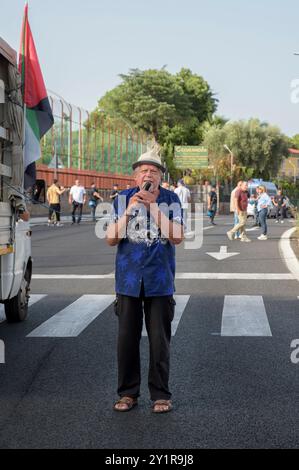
174, 146, 209, 169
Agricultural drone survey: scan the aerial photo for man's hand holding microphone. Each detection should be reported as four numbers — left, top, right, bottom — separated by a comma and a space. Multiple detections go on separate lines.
126, 182, 159, 214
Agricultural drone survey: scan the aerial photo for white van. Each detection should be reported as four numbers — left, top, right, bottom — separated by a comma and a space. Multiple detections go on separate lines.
247, 179, 277, 219
247, 179, 278, 197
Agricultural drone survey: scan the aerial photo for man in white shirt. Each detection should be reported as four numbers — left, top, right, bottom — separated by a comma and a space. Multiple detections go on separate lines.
69, 179, 86, 224
174, 179, 191, 229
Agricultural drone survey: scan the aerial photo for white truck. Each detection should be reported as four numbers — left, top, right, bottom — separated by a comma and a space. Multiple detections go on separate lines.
0, 37, 32, 322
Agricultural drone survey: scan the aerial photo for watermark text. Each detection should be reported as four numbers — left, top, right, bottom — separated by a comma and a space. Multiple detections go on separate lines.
290, 79, 299, 103
95, 199, 204, 249
0, 79, 4, 104
0, 340, 5, 364
290, 339, 299, 364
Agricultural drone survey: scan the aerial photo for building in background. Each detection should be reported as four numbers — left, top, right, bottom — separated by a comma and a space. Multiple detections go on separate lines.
278, 148, 299, 182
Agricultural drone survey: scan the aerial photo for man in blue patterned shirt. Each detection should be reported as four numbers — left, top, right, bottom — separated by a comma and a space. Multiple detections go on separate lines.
106, 149, 184, 413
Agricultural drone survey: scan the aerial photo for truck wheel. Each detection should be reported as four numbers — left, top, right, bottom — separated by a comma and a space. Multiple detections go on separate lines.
4, 275, 30, 323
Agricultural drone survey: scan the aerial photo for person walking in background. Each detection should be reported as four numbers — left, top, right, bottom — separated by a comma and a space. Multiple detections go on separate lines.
256, 185, 272, 240
247, 193, 257, 224
253, 192, 261, 227
110, 184, 119, 200
174, 179, 191, 230
88, 183, 103, 222
230, 180, 243, 239
46, 179, 66, 227
273, 189, 287, 224
207, 185, 217, 225
69, 179, 86, 224
227, 181, 251, 242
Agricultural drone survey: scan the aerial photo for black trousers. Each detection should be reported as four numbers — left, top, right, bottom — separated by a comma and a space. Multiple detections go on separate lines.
209, 204, 217, 222
276, 206, 286, 220
72, 202, 83, 223
114, 289, 175, 401
91, 205, 96, 221
49, 203, 61, 222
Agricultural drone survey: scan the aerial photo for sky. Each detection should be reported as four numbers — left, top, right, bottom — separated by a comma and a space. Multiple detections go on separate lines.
2, 0, 299, 137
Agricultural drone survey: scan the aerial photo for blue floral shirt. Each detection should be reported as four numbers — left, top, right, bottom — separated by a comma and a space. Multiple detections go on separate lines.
111, 186, 183, 297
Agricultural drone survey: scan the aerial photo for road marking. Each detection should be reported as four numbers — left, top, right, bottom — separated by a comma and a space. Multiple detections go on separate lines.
221, 295, 272, 336
32, 273, 295, 281
279, 227, 299, 281
206, 245, 240, 261
175, 273, 294, 280
0, 294, 47, 323
142, 295, 190, 337
32, 274, 115, 279
27, 295, 115, 337
184, 225, 213, 238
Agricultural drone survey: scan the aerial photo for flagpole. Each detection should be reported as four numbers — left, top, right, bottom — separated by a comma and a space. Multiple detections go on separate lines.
19, 0, 54, 190
22, 104, 26, 189
54, 142, 58, 180
20, 2, 28, 190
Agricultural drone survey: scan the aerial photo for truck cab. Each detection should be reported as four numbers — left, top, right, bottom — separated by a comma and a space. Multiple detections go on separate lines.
0, 37, 32, 322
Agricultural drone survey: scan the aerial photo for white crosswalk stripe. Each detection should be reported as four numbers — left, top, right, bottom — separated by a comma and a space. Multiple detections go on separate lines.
142, 295, 190, 337
0, 294, 47, 323
221, 295, 272, 336
0, 294, 275, 339
27, 295, 115, 338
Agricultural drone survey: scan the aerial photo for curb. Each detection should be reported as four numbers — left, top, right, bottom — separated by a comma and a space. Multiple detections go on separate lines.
279, 227, 299, 282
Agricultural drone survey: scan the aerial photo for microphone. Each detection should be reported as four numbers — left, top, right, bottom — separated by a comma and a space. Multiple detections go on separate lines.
142, 182, 152, 191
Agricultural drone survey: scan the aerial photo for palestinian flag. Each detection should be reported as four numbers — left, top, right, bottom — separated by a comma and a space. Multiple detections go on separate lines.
18, 3, 54, 188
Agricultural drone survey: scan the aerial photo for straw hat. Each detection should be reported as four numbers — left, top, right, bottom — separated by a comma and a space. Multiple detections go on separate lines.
132, 148, 166, 173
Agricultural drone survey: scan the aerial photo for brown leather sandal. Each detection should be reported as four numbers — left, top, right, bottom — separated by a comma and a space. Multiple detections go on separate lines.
152, 399, 173, 414
113, 396, 138, 412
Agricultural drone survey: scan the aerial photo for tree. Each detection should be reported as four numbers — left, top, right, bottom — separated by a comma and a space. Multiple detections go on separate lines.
95, 68, 217, 160
203, 119, 289, 182
290, 134, 299, 149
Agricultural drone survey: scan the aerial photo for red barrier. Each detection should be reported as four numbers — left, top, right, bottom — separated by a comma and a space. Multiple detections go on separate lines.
37, 165, 134, 190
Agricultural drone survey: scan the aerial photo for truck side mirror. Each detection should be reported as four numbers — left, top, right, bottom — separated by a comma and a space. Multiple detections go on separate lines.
32, 179, 46, 204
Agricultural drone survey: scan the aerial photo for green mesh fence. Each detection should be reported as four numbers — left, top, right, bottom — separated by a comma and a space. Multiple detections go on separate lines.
40, 105, 149, 175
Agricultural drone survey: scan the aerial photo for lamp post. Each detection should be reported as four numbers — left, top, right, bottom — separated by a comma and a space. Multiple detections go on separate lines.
224, 144, 234, 191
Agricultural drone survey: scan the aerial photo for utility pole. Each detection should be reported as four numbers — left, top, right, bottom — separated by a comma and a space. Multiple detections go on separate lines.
224, 144, 234, 192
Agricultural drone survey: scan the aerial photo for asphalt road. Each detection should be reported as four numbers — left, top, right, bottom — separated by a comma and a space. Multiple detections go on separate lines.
0, 215, 298, 449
